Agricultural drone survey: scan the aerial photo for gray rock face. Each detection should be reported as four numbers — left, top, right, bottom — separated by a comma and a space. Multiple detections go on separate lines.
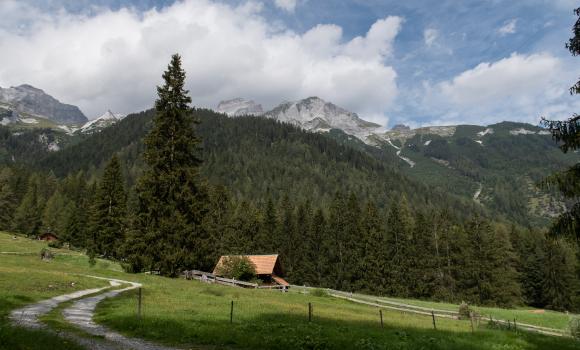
0, 84, 87, 125
216, 98, 263, 116
264, 96, 382, 142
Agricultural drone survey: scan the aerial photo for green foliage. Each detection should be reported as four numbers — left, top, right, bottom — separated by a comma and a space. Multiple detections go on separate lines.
311, 288, 329, 297
570, 316, 580, 340
88, 154, 126, 259
125, 54, 209, 276
215, 256, 257, 281
458, 301, 471, 320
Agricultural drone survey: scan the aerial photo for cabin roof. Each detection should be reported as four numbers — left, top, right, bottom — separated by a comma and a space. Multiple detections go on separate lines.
213, 254, 280, 275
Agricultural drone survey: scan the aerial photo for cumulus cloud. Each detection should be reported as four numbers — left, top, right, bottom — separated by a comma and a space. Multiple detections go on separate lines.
0, 0, 400, 125
498, 19, 517, 36
423, 28, 438, 47
420, 52, 580, 126
274, 0, 297, 13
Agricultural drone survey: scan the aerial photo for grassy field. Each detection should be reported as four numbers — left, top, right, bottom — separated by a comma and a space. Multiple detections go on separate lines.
0, 234, 114, 350
354, 294, 574, 331
1, 231, 579, 350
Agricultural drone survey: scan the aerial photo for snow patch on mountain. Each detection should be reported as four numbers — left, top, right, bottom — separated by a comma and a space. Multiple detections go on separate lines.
510, 128, 537, 135
477, 128, 494, 137
20, 118, 38, 124
216, 98, 263, 116
80, 110, 125, 133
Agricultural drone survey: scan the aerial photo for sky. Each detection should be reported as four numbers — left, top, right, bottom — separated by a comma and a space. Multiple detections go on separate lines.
0, 0, 579, 127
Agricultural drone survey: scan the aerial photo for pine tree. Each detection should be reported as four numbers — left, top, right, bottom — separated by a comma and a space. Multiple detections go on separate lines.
0, 168, 16, 230
89, 154, 127, 259
385, 195, 414, 297
12, 175, 42, 236
542, 239, 578, 311
41, 190, 68, 236
304, 208, 328, 286
355, 201, 386, 293
128, 54, 208, 276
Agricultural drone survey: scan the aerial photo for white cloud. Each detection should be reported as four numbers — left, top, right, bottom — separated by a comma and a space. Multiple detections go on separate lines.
498, 19, 517, 36
0, 0, 401, 125
423, 28, 438, 47
274, 0, 297, 13
421, 52, 580, 126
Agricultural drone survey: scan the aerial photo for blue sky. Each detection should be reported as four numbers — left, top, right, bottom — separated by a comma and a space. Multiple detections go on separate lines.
1, 0, 579, 127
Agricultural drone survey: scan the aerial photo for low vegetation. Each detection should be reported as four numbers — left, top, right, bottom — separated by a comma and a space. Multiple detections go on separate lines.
1, 232, 579, 350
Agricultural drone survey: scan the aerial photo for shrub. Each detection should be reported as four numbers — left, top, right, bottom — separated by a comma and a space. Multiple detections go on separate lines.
39, 248, 53, 261
311, 288, 328, 297
215, 256, 257, 281
48, 240, 63, 249
570, 316, 580, 340
458, 301, 471, 320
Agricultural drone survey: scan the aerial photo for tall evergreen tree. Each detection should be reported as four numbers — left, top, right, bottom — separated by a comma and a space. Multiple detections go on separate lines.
0, 168, 16, 230
385, 195, 414, 297
12, 175, 42, 236
89, 154, 127, 259
127, 54, 208, 276
541, 8, 580, 239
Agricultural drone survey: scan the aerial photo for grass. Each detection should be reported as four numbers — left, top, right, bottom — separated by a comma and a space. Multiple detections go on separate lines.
1, 231, 579, 350
0, 232, 125, 350
363, 294, 574, 331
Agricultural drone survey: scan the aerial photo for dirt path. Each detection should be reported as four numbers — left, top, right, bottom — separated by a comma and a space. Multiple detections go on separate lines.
10, 275, 182, 350
9, 285, 111, 328
62, 280, 178, 350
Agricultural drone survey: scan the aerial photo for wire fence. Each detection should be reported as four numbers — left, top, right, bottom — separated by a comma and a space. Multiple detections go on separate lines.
174, 271, 570, 338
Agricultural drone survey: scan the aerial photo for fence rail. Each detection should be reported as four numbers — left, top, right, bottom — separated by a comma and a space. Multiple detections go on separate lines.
289, 284, 568, 337
183, 270, 258, 288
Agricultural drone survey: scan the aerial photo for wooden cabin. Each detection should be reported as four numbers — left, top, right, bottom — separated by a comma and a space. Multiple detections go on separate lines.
38, 232, 58, 242
213, 254, 289, 287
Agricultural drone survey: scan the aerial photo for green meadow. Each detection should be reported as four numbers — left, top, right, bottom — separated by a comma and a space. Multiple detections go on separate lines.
1, 231, 579, 350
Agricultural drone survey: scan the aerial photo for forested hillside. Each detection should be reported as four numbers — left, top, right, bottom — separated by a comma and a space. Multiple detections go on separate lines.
1, 105, 579, 311
25, 109, 477, 215
372, 122, 579, 225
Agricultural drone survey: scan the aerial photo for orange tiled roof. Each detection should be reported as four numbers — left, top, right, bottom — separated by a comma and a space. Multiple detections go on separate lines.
213, 254, 279, 275
272, 275, 289, 286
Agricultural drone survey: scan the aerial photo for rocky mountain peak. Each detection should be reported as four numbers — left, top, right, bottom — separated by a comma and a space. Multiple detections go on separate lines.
0, 84, 87, 125
216, 98, 263, 116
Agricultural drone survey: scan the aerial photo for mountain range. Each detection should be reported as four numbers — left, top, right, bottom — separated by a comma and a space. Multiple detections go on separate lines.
0, 83, 576, 226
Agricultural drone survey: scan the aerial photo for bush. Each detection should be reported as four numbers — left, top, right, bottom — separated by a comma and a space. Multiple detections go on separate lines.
311, 288, 328, 297
39, 248, 53, 261
215, 256, 257, 281
48, 240, 63, 249
570, 316, 580, 340
458, 301, 471, 320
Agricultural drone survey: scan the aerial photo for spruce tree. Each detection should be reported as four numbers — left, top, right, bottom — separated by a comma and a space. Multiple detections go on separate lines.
89, 154, 127, 259
128, 54, 208, 276
41, 190, 68, 236
0, 168, 16, 230
12, 175, 42, 236
385, 195, 414, 297
355, 201, 386, 293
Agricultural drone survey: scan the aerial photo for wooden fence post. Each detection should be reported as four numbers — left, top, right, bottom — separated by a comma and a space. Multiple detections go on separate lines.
513, 318, 517, 332
431, 310, 437, 330
379, 309, 384, 328
469, 312, 475, 332
137, 287, 142, 320
308, 302, 312, 322
230, 300, 234, 323
508, 320, 511, 330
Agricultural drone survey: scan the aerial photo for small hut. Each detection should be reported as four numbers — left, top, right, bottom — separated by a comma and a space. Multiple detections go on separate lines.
213, 254, 289, 286
38, 232, 58, 242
